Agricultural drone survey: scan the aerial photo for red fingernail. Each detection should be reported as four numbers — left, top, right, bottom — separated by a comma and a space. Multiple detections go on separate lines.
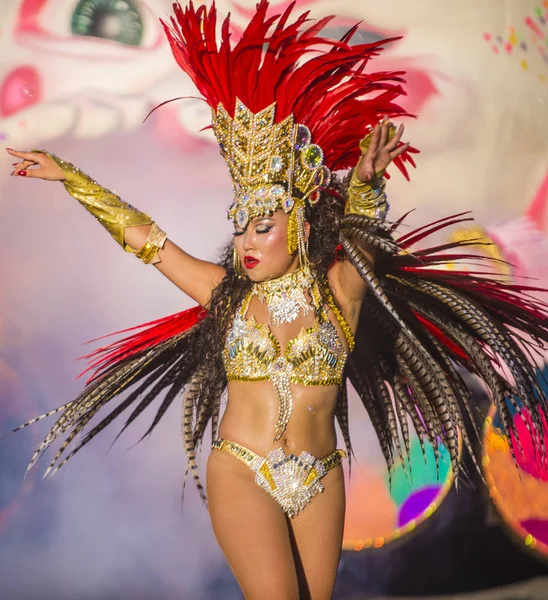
17, 171, 27, 176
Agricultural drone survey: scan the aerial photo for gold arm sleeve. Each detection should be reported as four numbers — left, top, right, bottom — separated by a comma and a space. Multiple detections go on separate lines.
33, 150, 154, 253
344, 126, 396, 219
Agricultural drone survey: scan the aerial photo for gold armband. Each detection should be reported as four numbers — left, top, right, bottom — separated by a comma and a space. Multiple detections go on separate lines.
33, 150, 166, 263
344, 127, 394, 219
135, 222, 168, 265
345, 169, 389, 219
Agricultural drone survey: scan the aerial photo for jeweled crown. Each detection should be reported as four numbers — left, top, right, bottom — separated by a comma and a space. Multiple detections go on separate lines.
212, 99, 331, 228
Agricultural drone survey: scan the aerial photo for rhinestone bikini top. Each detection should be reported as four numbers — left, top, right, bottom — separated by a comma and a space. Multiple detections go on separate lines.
223, 287, 354, 440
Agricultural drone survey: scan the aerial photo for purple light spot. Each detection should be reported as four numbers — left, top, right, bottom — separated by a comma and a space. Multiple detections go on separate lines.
398, 485, 441, 527
0, 132, 6, 141
521, 41, 528, 50
520, 519, 548, 545
496, 35, 504, 44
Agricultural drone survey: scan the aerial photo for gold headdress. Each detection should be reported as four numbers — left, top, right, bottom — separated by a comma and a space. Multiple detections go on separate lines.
214, 99, 329, 228
212, 98, 332, 261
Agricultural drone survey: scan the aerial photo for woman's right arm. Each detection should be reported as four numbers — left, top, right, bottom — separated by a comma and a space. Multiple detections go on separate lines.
124, 223, 225, 306
7, 148, 225, 308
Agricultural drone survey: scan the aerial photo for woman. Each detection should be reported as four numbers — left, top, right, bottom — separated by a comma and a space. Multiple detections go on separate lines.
6, 2, 548, 599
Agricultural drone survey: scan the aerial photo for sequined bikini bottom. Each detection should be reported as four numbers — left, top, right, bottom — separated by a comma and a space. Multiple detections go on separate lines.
211, 438, 346, 518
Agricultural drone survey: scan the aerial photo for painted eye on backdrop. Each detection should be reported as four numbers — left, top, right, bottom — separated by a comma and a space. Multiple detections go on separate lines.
71, 0, 144, 46
321, 25, 387, 46
20, 0, 161, 50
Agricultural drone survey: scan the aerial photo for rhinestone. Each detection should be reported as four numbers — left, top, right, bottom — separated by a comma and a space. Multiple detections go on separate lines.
308, 190, 321, 205
271, 156, 284, 172
270, 184, 285, 199
295, 124, 312, 150
282, 196, 295, 213
236, 207, 249, 228
301, 144, 323, 170
273, 357, 286, 371
313, 165, 331, 188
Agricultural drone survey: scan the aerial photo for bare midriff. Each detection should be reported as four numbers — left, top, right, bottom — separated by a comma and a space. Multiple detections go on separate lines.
220, 380, 340, 458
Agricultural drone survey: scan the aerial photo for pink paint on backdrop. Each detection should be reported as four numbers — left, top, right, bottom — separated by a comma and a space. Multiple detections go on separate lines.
15, 0, 48, 34
152, 105, 212, 153
520, 519, 548, 545
0, 66, 42, 117
526, 171, 548, 230
525, 16, 544, 39
509, 410, 548, 482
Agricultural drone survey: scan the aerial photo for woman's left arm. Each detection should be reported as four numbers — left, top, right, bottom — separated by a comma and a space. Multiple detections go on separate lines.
328, 119, 410, 330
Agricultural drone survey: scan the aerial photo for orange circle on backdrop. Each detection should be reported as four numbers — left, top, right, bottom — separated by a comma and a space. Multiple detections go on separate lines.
483, 402, 548, 560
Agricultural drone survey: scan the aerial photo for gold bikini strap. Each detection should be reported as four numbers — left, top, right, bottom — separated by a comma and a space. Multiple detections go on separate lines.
324, 288, 355, 351
309, 279, 354, 350
212, 439, 257, 465
238, 290, 255, 318
212, 438, 346, 472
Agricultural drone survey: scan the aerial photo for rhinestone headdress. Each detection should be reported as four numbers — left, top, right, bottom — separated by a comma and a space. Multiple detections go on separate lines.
213, 100, 330, 231
162, 0, 416, 259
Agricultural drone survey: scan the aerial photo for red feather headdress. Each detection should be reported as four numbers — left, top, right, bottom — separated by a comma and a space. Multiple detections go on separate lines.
161, 0, 417, 233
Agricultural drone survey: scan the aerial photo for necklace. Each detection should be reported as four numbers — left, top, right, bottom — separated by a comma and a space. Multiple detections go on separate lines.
252, 267, 315, 326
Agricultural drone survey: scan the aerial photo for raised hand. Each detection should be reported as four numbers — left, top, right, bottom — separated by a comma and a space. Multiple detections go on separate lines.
356, 119, 410, 183
6, 149, 65, 181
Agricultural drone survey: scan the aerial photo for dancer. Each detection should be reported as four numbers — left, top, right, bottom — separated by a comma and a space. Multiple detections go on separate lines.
6, 2, 548, 599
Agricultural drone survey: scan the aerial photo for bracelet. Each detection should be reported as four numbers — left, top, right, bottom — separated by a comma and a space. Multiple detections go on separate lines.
135, 222, 168, 264
345, 168, 389, 219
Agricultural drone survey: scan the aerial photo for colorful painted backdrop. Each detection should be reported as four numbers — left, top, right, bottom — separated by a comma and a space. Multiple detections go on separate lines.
1, 1, 547, 598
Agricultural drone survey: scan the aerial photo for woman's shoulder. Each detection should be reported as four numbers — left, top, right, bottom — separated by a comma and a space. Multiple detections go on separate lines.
325, 262, 363, 336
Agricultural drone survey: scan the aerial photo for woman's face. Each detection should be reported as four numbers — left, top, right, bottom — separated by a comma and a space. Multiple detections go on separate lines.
232, 210, 301, 282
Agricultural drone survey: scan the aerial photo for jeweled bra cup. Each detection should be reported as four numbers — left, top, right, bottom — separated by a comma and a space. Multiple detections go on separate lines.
224, 313, 347, 385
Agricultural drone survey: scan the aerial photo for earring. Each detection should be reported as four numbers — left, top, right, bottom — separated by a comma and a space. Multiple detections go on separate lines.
233, 248, 244, 278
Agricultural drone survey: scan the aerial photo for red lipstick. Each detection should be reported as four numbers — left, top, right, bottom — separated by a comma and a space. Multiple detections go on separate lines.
244, 256, 259, 269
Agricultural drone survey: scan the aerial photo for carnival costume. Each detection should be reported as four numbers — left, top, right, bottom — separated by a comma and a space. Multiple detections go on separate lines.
12, 1, 548, 519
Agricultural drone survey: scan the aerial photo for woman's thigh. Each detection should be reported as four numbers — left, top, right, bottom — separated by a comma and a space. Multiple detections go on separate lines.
206, 449, 299, 600
288, 465, 346, 600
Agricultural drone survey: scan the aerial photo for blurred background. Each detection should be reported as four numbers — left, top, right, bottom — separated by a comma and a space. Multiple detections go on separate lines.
0, 1, 547, 598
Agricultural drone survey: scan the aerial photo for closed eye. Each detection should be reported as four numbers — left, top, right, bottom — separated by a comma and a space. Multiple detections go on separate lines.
233, 225, 272, 236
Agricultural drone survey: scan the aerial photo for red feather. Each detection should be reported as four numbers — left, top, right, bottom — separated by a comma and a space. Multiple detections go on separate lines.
75, 305, 207, 385
413, 312, 469, 361
161, 0, 417, 178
